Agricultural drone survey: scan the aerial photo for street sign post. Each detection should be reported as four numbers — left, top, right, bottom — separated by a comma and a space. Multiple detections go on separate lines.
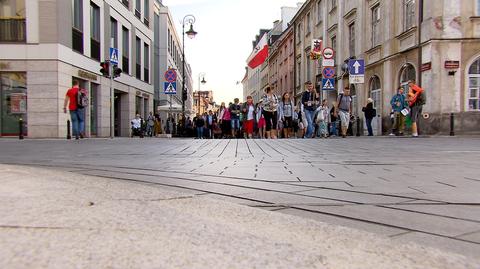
165, 69, 177, 83
109, 48, 119, 65
164, 82, 177, 94
322, 47, 335, 59
322, 67, 335, 79
348, 59, 365, 84
322, 78, 335, 90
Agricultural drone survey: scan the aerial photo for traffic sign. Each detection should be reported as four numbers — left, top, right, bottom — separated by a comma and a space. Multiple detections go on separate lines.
164, 69, 177, 83
322, 67, 335, 79
164, 82, 177, 94
348, 59, 365, 75
322, 59, 335, 67
348, 59, 365, 84
322, 78, 335, 90
322, 47, 335, 59
110, 48, 119, 65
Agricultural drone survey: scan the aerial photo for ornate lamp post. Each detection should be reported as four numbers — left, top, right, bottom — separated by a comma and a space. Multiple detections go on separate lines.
181, 15, 197, 118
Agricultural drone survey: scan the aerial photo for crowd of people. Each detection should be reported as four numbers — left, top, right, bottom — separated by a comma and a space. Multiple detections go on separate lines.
128, 80, 425, 139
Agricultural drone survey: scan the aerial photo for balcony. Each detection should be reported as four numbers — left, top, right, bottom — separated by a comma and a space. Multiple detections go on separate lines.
0, 18, 26, 42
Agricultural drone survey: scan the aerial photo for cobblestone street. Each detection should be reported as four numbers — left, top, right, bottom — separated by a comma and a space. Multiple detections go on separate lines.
1, 137, 479, 259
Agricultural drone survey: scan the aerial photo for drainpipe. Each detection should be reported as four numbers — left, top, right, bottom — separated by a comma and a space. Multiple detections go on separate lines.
417, 0, 423, 87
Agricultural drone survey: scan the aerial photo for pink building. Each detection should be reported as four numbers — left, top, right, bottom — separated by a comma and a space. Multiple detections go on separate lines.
268, 26, 295, 100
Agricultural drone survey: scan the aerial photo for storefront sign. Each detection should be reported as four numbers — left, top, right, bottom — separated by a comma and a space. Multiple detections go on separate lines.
78, 70, 97, 81
444, 61, 460, 69
10, 93, 27, 114
421, 62, 432, 72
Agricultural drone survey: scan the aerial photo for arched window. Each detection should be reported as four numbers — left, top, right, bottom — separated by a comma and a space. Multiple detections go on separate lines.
399, 63, 416, 85
468, 58, 480, 110
369, 76, 381, 110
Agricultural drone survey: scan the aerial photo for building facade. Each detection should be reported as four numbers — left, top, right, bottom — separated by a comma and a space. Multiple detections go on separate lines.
192, 90, 214, 116
283, 0, 480, 135
155, 3, 193, 123
0, 0, 155, 138
268, 25, 295, 99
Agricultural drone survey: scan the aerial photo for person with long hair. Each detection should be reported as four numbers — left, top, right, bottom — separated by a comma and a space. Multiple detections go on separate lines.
262, 87, 279, 139
278, 92, 295, 138
218, 102, 231, 138
242, 96, 256, 139
256, 101, 266, 139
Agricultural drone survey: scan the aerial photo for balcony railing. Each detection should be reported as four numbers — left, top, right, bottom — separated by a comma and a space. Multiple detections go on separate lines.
0, 18, 26, 42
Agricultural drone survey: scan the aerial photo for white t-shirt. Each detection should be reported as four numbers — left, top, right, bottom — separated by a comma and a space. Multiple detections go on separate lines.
131, 118, 141, 129
247, 105, 255, 120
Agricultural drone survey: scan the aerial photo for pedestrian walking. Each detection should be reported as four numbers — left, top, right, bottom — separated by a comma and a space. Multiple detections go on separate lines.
256, 102, 266, 139
315, 99, 330, 138
219, 102, 231, 138
390, 86, 408, 136
230, 98, 242, 138
242, 96, 255, 139
206, 110, 215, 139
146, 112, 155, 137
262, 86, 279, 139
278, 92, 295, 139
329, 101, 338, 137
407, 80, 426, 137
301, 81, 319, 138
362, 98, 376, 136
335, 86, 353, 138
63, 80, 88, 140
194, 113, 205, 139
154, 113, 162, 136
296, 102, 306, 138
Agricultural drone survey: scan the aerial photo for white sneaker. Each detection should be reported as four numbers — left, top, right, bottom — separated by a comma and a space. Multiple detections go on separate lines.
412, 133, 419, 137
389, 133, 395, 136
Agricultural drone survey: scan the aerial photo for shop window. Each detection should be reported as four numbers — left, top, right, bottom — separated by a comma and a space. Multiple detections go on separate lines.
369, 76, 382, 110
468, 57, 480, 110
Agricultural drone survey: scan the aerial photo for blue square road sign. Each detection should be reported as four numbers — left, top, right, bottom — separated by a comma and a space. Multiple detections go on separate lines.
348, 59, 365, 75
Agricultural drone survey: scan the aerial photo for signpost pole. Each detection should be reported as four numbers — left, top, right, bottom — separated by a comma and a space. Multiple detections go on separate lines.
110, 63, 114, 139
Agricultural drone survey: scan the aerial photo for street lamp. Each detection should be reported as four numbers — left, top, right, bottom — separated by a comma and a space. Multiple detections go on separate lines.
181, 14, 197, 119
197, 72, 206, 114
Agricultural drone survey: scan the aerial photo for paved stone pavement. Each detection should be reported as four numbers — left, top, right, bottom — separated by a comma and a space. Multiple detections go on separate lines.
0, 137, 479, 259
2, 164, 477, 269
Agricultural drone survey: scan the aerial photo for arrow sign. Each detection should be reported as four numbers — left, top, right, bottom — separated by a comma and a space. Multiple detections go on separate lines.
348, 59, 364, 75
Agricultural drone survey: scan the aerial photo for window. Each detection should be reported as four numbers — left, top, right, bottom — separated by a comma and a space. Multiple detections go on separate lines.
399, 63, 416, 90
135, 0, 141, 18
468, 58, 480, 110
330, 0, 337, 11
371, 5, 380, 47
144, 43, 149, 83
122, 0, 129, 9
349, 22, 355, 57
477, 0, 480, 15
296, 60, 302, 87
136, 37, 141, 80
72, 0, 83, 53
167, 29, 171, 53
306, 13, 311, 35
297, 23, 302, 42
369, 76, 381, 110
331, 35, 336, 59
144, 0, 149, 26
317, 1, 323, 23
0, 0, 27, 42
90, 2, 100, 61
404, 0, 415, 30
122, 26, 129, 74
111, 18, 118, 49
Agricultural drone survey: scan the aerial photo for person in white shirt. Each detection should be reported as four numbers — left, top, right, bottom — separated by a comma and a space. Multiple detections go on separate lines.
131, 114, 143, 137
242, 96, 256, 138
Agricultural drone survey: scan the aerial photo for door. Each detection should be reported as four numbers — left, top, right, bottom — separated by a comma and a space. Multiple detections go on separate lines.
1, 73, 27, 136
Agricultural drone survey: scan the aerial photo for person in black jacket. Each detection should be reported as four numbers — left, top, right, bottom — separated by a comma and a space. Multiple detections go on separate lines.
194, 113, 205, 139
362, 98, 376, 136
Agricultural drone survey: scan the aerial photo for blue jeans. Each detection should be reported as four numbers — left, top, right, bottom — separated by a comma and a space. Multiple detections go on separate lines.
304, 109, 315, 138
330, 121, 338, 136
196, 127, 204, 138
366, 118, 373, 136
70, 108, 85, 137
231, 119, 240, 130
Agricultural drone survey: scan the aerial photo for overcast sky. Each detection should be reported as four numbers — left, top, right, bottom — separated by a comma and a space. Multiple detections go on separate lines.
162, 0, 303, 104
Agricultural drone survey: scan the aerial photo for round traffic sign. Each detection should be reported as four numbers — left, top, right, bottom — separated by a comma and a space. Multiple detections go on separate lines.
322, 67, 335, 79
322, 47, 335, 59
165, 69, 177, 83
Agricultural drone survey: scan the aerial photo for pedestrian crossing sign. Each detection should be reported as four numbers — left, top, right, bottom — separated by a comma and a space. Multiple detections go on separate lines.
322, 78, 335, 90
164, 82, 177, 94
109, 48, 119, 65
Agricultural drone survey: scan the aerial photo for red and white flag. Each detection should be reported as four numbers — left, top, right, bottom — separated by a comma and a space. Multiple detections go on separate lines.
247, 34, 268, 69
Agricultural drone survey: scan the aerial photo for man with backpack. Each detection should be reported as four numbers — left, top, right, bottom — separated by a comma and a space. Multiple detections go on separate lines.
335, 86, 353, 138
63, 80, 88, 140
301, 81, 319, 138
408, 80, 426, 137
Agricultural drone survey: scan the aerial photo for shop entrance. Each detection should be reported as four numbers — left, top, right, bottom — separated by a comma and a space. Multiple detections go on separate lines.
0, 73, 27, 136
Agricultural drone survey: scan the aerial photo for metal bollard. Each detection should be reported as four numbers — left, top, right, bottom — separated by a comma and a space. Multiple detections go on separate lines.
19, 118, 24, 140
67, 120, 72, 140
450, 112, 455, 136
356, 116, 361, 137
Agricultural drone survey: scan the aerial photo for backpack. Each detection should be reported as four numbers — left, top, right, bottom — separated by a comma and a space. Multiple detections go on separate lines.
417, 91, 427, 106
77, 89, 89, 108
